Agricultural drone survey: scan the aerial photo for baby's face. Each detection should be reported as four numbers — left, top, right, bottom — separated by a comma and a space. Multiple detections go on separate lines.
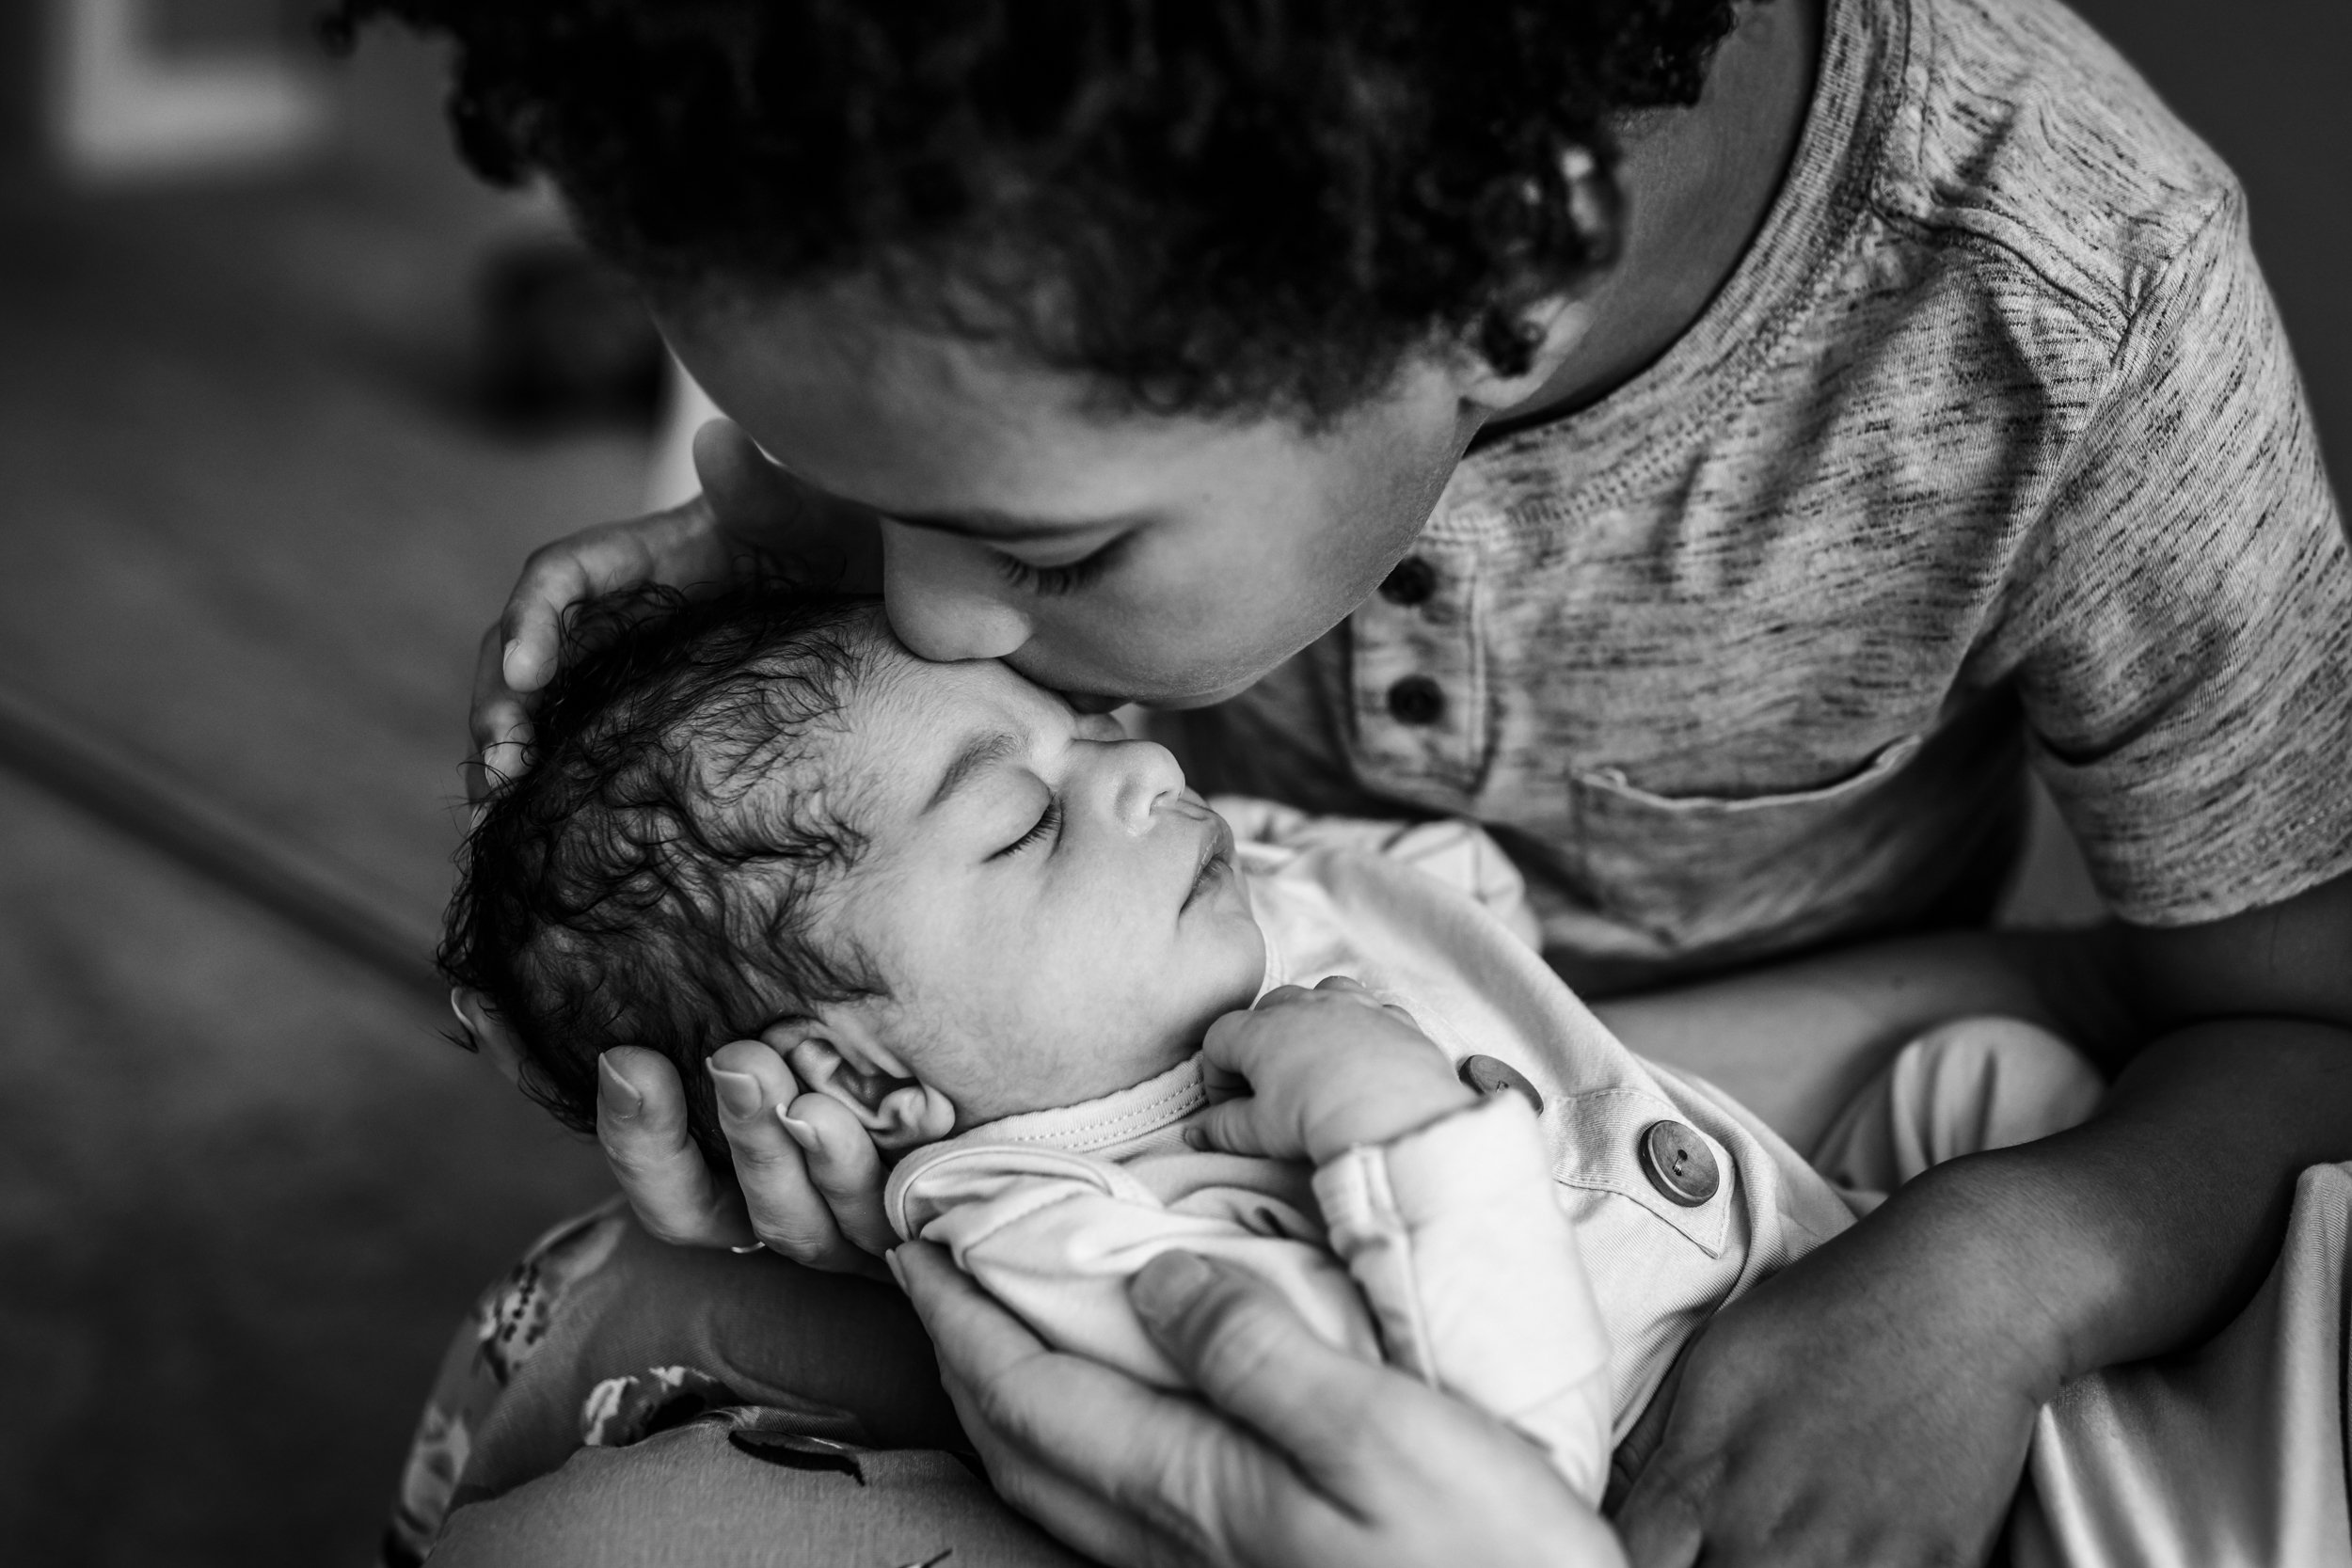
787, 636, 1265, 1125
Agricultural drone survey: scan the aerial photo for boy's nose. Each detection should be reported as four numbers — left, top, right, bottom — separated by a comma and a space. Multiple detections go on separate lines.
882, 526, 1032, 661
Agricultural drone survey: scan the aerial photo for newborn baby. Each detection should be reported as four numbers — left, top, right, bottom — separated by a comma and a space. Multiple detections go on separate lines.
447, 586, 2096, 1508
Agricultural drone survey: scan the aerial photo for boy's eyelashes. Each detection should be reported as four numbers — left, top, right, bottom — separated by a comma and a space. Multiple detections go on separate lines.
993, 797, 1064, 860
993, 539, 1120, 597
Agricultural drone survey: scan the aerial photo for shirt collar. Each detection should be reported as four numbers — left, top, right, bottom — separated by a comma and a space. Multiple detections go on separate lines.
936, 1054, 1208, 1164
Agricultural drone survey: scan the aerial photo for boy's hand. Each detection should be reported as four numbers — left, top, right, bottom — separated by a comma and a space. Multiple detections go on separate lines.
469, 419, 878, 798
1615, 1157, 2058, 1568
598, 1039, 896, 1279
1192, 976, 1476, 1164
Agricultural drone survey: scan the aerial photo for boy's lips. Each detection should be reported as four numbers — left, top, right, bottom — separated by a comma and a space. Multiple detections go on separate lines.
1181, 815, 1236, 911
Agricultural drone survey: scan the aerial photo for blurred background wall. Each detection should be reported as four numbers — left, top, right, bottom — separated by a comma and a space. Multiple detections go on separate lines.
0, 2, 2339, 1564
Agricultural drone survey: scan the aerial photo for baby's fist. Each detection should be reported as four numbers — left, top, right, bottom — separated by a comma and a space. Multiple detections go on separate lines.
1192, 976, 1474, 1165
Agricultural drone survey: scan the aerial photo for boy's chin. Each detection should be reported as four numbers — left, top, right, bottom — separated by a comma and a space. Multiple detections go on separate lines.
1136, 675, 1267, 711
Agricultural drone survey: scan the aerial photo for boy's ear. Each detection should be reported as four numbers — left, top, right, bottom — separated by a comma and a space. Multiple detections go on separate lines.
767, 1019, 957, 1154
1450, 292, 1600, 416
452, 989, 528, 1090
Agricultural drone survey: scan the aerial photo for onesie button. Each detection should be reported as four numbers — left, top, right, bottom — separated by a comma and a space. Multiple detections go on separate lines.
1639, 1120, 1719, 1206
1386, 674, 1445, 726
1378, 555, 1438, 607
1456, 1053, 1543, 1114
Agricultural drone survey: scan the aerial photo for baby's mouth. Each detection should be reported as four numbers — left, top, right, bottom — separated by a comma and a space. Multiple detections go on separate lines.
1181, 816, 1236, 911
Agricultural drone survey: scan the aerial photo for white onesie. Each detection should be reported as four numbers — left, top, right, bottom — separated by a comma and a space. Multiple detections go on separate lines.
883, 804, 1860, 1504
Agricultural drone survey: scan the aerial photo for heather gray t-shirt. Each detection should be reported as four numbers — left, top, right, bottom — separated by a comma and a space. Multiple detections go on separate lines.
1171, 0, 2352, 990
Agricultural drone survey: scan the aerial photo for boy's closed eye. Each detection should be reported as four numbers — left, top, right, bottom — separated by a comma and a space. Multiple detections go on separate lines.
994, 545, 1118, 597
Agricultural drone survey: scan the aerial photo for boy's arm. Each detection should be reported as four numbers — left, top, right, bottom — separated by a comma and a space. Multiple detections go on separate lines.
1617, 867, 2352, 1566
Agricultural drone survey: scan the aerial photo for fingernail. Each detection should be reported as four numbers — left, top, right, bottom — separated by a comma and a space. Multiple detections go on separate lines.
597, 1054, 643, 1120
1130, 1250, 1215, 1325
778, 1113, 820, 1152
707, 1064, 764, 1119
884, 1247, 908, 1290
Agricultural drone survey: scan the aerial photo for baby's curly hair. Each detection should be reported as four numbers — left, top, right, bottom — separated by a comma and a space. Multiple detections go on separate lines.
442, 585, 888, 1164
328, 0, 1742, 422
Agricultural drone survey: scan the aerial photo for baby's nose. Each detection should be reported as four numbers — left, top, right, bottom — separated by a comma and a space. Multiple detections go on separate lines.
1110, 741, 1186, 833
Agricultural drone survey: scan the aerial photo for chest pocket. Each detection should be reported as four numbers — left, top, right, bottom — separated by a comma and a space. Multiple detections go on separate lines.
1566, 733, 1927, 949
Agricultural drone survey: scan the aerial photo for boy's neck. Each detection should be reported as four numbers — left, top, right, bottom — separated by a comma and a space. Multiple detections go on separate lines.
1496, 0, 1826, 430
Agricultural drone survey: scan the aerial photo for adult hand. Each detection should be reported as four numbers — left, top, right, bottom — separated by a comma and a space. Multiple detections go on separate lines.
596, 1037, 897, 1277
1192, 976, 1473, 1164
897, 1241, 1626, 1568
1614, 1162, 2055, 1568
468, 418, 878, 797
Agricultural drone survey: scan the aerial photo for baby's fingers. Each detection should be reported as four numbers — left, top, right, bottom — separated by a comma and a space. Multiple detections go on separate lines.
1186, 1095, 1288, 1160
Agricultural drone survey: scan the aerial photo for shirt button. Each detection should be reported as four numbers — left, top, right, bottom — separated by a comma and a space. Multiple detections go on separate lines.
1386, 674, 1445, 726
1638, 1120, 1720, 1207
1378, 556, 1438, 607
1456, 1053, 1544, 1115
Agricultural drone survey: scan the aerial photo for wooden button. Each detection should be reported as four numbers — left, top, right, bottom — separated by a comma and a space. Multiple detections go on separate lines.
1456, 1053, 1544, 1114
1638, 1120, 1720, 1206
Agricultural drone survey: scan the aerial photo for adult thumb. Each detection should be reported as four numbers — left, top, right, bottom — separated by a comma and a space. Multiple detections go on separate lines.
1129, 1251, 1381, 1479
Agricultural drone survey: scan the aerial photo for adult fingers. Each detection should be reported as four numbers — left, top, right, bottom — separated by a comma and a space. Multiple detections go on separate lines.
705, 1040, 849, 1265
1127, 1251, 1393, 1490
598, 1047, 755, 1247
903, 1244, 1282, 1567
783, 1090, 898, 1269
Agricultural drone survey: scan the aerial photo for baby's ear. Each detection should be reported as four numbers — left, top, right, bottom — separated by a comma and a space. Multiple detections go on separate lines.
767, 1020, 956, 1154
452, 989, 528, 1090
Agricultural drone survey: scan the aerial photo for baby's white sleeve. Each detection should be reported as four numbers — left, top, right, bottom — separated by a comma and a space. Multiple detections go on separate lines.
1315, 1094, 1614, 1503
902, 1148, 1384, 1389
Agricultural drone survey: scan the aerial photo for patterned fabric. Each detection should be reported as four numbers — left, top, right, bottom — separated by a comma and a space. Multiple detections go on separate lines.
1161, 0, 2352, 993
381, 1202, 630, 1568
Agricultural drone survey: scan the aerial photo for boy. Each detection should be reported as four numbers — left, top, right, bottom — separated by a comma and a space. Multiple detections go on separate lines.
342, 1, 2352, 1561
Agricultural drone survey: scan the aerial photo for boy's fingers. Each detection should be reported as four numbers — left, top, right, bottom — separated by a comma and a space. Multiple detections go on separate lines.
499, 545, 600, 694
469, 624, 537, 797
598, 1047, 755, 1247
786, 1092, 898, 1262
691, 418, 803, 531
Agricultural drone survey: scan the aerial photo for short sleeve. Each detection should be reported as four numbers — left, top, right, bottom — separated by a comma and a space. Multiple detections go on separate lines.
2010, 188, 2352, 927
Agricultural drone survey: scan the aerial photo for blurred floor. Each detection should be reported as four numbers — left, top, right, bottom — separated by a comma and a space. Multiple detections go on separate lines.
0, 103, 629, 1568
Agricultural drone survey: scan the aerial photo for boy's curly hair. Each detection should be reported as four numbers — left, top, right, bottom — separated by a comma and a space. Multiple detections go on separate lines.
328, 0, 1741, 422
442, 586, 887, 1164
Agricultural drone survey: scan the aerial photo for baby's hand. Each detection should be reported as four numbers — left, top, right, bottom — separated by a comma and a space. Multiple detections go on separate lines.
1191, 976, 1476, 1165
